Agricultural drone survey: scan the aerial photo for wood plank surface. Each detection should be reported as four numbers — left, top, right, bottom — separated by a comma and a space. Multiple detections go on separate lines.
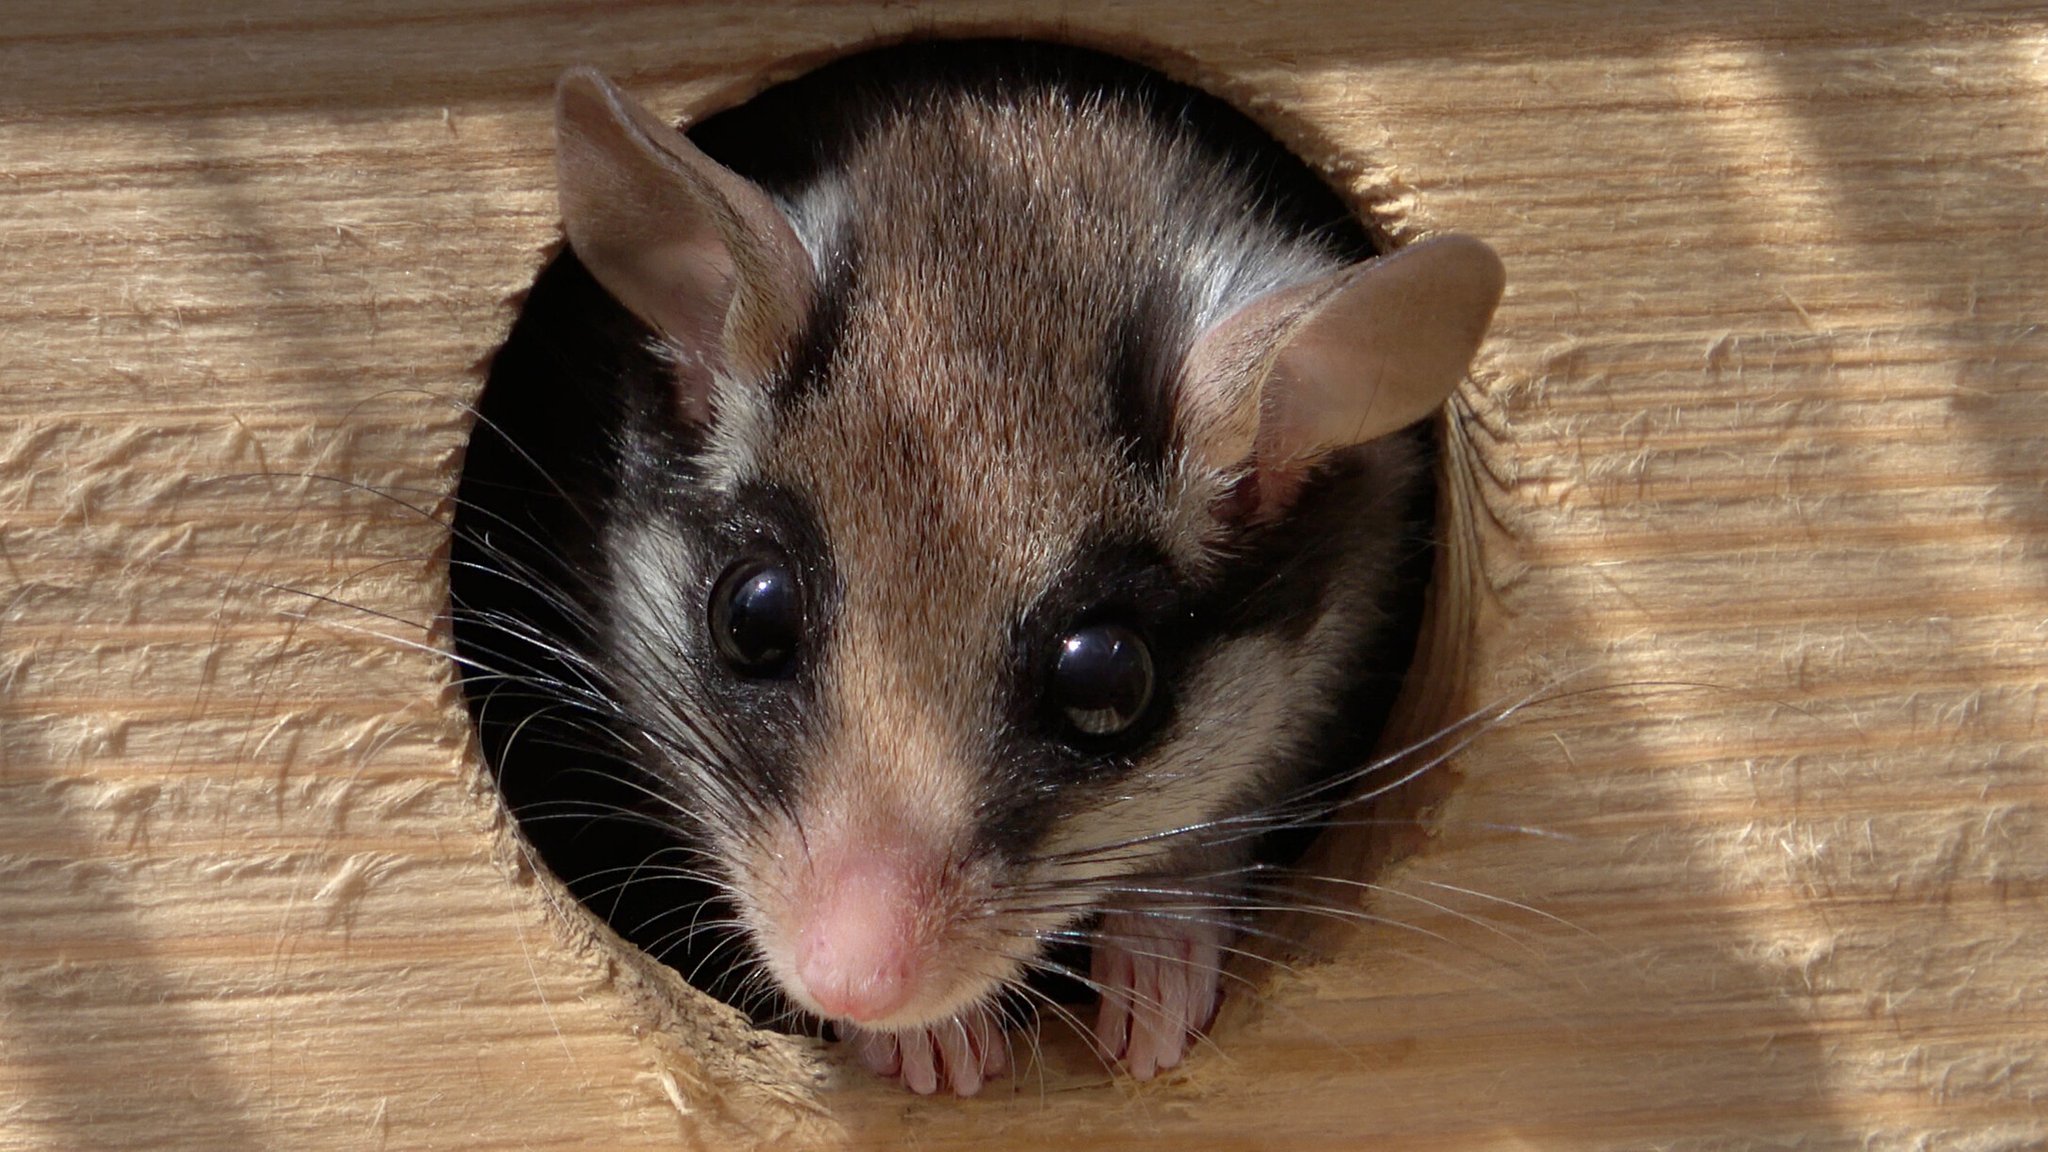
2, 2, 2042, 1148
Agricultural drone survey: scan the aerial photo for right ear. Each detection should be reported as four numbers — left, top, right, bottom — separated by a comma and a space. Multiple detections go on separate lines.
555, 66, 814, 424
1180, 234, 1505, 522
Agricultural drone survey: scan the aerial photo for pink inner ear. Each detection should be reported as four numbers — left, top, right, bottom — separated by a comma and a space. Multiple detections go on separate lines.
1185, 234, 1506, 523
1178, 277, 1328, 480
555, 70, 733, 349
1228, 450, 1317, 526
554, 67, 815, 424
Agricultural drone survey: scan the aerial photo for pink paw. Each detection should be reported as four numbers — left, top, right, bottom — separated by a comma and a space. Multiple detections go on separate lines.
1091, 912, 1225, 1080
843, 1005, 1012, 1096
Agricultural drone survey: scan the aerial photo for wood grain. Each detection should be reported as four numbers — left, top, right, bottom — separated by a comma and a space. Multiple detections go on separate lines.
2, 2, 2043, 1148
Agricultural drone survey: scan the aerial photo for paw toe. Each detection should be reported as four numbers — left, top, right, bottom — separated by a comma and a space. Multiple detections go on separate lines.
844, 1005, 1009, 1097
1091, 913, 1226, 1082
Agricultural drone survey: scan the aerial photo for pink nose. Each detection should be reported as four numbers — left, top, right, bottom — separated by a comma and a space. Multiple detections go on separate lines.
794, 857, 923, 1022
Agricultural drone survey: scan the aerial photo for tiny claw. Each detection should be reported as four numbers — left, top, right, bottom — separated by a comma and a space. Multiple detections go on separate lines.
1090, 912, 1225, 1081
841, 1004, 1010, 1097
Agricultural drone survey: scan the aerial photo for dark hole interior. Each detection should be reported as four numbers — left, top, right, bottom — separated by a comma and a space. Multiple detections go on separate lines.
452, 37, 1435, 1032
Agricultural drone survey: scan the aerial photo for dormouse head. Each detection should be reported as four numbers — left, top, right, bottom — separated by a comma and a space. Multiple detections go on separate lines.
554, 66, 1503, 1031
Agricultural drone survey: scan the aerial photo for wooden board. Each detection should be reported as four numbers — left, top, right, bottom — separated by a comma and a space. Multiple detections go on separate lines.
2, 2, 2043, 1148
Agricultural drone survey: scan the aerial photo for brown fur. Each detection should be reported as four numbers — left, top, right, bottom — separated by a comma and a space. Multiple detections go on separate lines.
565, 58, 1497, 1052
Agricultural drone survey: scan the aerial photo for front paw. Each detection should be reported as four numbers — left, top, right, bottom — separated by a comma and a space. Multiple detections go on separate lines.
1091, 911, 1225, 1080
842, 1004, 1011, 1096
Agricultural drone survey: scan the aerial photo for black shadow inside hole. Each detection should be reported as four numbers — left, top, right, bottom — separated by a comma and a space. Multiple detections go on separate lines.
452, 36, 1440, 1034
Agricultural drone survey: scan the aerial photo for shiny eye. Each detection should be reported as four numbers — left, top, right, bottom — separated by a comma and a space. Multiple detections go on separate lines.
1049, 623, 1155, 737
709, 559, 801, 676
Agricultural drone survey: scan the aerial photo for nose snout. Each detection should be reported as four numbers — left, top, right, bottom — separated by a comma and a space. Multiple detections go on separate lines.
792, 854, 925, 1023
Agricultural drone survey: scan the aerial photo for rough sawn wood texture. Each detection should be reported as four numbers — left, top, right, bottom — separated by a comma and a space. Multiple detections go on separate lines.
1, 3, 2043, 1149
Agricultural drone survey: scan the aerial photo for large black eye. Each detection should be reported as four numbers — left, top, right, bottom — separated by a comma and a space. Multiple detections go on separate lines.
709, 559, 801, 675
1050, 623, 1155, 737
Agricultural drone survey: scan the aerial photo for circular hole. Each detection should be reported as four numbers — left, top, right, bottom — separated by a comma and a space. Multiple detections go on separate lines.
454, 37, 1461, 1083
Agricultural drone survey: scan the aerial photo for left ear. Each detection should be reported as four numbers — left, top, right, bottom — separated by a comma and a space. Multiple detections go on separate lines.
1180, 234, 1506, 522
554, 66, 814, 425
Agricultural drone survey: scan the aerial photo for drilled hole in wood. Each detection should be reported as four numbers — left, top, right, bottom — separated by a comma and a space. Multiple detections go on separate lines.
452, 38, 1460, 1084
